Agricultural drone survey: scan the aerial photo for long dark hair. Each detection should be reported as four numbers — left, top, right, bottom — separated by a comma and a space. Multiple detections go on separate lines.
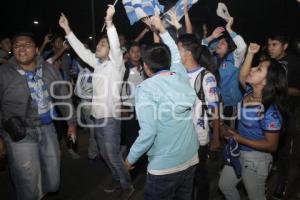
199, 45, 220, 85
262, 58, 289, 128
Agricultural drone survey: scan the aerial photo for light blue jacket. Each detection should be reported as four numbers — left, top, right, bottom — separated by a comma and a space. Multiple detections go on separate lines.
127, 31, 199, 171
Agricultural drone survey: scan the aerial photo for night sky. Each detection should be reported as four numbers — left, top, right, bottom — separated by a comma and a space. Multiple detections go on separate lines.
1, 0, 300, 47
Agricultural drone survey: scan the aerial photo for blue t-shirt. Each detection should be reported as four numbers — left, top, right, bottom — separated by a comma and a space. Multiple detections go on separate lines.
238, 86, 282, 151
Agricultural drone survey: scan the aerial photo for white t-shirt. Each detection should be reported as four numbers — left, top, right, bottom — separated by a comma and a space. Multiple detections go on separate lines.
188, 67, 219, 145
121, 66, 144, 106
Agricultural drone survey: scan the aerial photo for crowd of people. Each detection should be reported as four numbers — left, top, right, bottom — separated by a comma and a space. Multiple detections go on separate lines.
0, 2, 300, 200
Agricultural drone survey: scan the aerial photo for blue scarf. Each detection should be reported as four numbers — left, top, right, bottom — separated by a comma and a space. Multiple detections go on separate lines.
18, 64, 54, 124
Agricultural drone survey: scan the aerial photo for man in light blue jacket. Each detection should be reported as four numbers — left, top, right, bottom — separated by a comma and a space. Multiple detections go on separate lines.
125, 16, 199, 200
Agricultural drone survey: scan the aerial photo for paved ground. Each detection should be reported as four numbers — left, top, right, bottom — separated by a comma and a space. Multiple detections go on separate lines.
0, 128, 299, 200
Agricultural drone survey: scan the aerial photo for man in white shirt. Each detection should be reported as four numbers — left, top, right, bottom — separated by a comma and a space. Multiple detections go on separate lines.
59, 5, 134, 200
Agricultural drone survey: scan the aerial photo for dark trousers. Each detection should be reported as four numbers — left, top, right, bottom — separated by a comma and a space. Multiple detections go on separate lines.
274, 107, 300, 192
121, 106, 140, 149
222, 105, 238, 129
144, 165, 196, 200
53, 120, 74, 150
194, 145, 209, 200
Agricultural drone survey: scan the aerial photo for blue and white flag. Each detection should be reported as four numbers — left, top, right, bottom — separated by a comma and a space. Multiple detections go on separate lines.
162, 0, 198, 27
123, 0, 164, 25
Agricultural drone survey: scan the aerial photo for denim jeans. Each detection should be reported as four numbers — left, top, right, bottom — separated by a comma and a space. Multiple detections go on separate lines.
2, 123, 60, 200
144, 165, 196, 200
83, 112, 99, 159
93, 117, 132, 189
219, 151, 272, 200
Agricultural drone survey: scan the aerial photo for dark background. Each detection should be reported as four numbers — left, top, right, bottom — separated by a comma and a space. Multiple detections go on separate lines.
1, 0, 300, 47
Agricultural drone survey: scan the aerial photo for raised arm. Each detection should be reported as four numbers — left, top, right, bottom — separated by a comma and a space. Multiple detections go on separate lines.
184, 0, 193, 34
226, 17, 247, 67
39, 34, 52, 55
142, 17, 161, 43
201, 26, 225, 53
47, 42, 69, 64
151, 16, 187, 78
105, 5, 123, 70
239, 43, 260, 89
134, 27, 149, 42
59, 13, 98, 68
166, 10, 182, 38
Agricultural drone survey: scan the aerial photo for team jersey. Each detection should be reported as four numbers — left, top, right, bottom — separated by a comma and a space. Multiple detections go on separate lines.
188, 67, 219, 145
238, 86, 283, 151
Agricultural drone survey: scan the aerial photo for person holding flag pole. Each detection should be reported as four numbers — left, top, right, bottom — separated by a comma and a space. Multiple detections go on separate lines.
59, 4, 134, 200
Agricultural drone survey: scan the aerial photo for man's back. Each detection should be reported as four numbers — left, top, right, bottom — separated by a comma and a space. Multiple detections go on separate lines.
134, 71, 198, 170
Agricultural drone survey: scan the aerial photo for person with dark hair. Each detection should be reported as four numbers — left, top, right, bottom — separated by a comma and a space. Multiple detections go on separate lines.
202, 17, 247, 129
119, 33, 128, 54
176, 33, 220, 200
59, 5, 134, 200
218, 43, 288, 200
267, 33, 300, 199
39, 33, 81, 159
120, 41, 144, 154
125, 16, 199, 200
0, 32, 76, 200
43, 35, 73, 82
0, 37, 12, 65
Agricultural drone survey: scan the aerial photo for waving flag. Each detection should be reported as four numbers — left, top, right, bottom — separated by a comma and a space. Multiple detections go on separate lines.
123, 0, 164, 25
162, 0, 198, 27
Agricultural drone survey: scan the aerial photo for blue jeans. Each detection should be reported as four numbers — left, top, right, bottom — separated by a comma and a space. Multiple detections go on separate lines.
83, 112, 99, 159
144, 165, 196, 200
93, 117, 132, 189
2, 123, 60, 200
219, 151, 272, 200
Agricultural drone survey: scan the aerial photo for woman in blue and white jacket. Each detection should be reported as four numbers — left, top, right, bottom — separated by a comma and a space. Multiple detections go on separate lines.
202, 17, 247, 128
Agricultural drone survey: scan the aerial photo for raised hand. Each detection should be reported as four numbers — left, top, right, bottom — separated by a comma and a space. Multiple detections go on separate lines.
225, 17, 234, 32
184, 0, 189, 13
150, 16, 166, 33
43, 34, 52, 44
142, 17, 152, 29
105, 5, 115, 21
62, 40, 70, 50
248, 43, 261, 54
166, 10, 182, 30
212, 27, 225, 39
59, 13, 71, 35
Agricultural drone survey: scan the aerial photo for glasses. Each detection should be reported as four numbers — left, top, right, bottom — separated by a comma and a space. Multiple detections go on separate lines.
13, 43, 35, 50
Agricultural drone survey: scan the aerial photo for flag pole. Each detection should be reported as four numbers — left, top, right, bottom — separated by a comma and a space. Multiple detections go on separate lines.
91, 0, 96, 48
101, 0, 119, 32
